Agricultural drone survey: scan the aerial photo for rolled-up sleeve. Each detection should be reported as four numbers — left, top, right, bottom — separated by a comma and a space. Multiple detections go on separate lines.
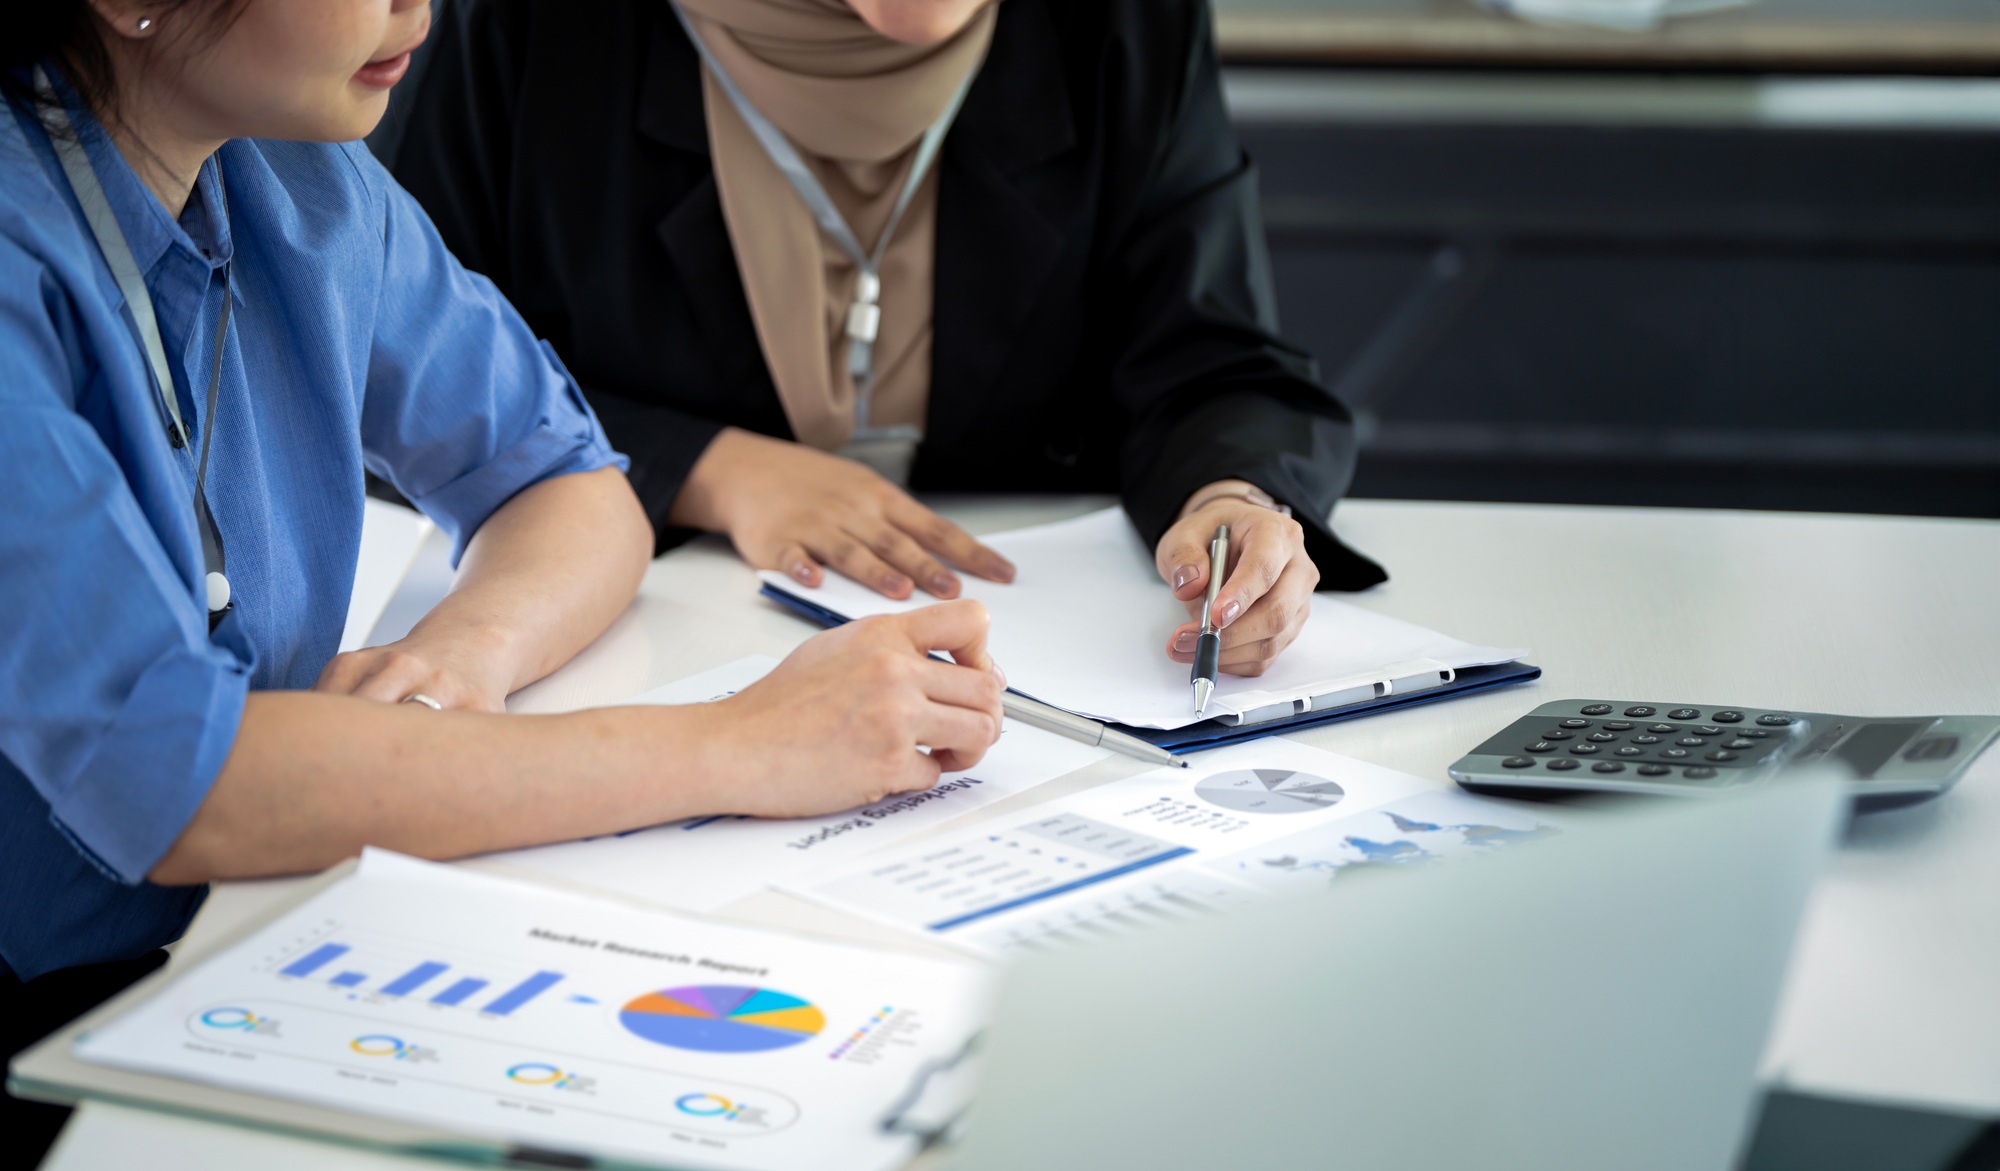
355, 147, 627, 562
0, 244, 250, 884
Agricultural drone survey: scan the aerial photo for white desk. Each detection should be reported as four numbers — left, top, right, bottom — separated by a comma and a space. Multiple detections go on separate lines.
39, 498, 2000, 1168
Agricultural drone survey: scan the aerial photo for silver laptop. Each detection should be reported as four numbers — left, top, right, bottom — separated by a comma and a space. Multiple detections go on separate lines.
950, 776, 1843, 1171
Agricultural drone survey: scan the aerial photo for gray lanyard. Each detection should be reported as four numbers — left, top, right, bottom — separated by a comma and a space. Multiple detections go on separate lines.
670, 3, 975, 430
36, 67, 235, 622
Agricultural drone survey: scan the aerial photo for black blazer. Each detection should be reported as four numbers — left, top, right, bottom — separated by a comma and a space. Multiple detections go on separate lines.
385, 0, 1386, 588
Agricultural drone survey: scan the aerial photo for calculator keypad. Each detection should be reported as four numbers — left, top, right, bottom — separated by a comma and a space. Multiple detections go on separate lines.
1463, 700, 1804, 788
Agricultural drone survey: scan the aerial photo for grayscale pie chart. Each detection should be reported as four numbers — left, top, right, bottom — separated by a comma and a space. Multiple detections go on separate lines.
1194, 769, 1346, 814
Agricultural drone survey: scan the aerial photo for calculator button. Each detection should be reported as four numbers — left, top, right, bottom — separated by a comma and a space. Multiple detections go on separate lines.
1667, 708, 1700, 720
1648, 723, 1677, 734
1546, 758, 1581, 771
1543, 730, 1574, 741
1592, 762, 1625, 774
1604, 721, 1634, 731
1739, 730, 1771, 739
1662, 748, 1690, 759
1757, 714, 1793, 726
1569, 743, 1601, 755
1502, 757, 1536, 769
1580, 704, 1614, 715
1705, 750, 1739, 762
1636, 764, 1671, 777
1632, 734, 1661, 745
1623, 706, 1656, 718
1560, 719, 1592, 729
1587, 732, 1618, 742
1724, 738, 1757, 750
1684, 767, 1719, 779
1712, 711, 1744, 723
1676, 736, 1707, 747
1614, 746, 1644, 757
1696, 726, 1723, 737
1525, 741, 1558, 753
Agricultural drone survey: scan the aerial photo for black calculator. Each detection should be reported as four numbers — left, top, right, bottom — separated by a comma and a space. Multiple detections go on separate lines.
1450, 700, 2000, 811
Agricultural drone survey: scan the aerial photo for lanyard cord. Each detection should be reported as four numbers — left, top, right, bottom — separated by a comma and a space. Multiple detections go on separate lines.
36, 66, 234, 621
669, 3, 977, 426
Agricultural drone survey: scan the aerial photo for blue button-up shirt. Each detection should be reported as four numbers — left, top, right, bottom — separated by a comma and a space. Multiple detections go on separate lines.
0, 84, 626, 980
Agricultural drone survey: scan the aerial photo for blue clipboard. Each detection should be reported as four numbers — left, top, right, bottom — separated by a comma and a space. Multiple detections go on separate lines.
759, 584, 1542, 754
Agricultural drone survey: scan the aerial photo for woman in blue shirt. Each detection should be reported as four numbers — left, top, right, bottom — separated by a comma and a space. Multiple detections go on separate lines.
0, 0, 1004, 1012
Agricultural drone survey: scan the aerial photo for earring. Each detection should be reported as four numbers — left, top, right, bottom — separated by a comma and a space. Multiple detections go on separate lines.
137, 16, 154, 31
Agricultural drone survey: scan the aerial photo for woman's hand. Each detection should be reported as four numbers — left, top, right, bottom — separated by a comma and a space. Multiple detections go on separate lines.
671, 428, 1015, 600
312, 627, 516, 713
1155, 481, 1319, 677
697, 599, 1006, 818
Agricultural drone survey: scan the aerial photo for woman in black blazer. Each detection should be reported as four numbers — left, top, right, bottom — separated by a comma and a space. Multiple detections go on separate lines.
386, 0, 1384, 676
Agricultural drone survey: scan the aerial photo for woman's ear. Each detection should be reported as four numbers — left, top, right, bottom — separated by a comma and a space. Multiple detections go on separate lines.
84, 0, 165, 44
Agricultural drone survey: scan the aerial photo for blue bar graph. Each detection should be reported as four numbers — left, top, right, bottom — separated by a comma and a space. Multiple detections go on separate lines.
380, 961, 449, 998
330, 971, 367, 988
280, 943, 349, 978
430, 977, 488, 1006
481, 971, 563, 1016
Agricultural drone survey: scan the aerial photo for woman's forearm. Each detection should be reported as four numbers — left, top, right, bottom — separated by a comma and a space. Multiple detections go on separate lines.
417, 466, 653, 696
150, 691, 723, 885
152, 600, 1009, 887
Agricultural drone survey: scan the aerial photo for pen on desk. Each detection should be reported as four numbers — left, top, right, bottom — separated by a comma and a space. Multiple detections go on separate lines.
1000, 692, 1188, 769
1191, 524, 1228, 714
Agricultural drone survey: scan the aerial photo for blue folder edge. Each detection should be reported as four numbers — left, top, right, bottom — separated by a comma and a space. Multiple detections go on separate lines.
758, 583, 1543, 753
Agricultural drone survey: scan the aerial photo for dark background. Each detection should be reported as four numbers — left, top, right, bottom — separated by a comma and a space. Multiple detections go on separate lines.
1236, 92, 2000, 518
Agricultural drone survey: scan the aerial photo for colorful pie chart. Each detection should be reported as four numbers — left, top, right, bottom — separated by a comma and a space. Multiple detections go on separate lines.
618, 985, 826, 1053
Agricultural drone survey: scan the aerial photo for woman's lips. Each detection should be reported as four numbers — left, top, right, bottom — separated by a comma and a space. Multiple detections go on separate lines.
354, 49, 413, 89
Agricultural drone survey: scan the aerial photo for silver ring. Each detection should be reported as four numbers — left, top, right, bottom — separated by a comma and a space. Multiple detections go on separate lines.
403, 693, 443, 711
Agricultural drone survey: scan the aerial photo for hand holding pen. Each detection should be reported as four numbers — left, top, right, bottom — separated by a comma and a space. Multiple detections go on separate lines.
1157, 483, 1319, 680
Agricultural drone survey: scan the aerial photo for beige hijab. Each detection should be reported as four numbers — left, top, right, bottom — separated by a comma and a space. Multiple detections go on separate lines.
676, 0, 997, 453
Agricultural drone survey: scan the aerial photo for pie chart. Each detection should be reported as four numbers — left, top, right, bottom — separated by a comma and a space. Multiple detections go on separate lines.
618, 985, 826, 1054
1195, 769, 1346, 814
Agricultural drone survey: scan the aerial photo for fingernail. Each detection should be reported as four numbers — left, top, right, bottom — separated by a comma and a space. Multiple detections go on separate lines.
1173, 631, 1197, 652
790, 563, 814, 584
1219, 599, 1242, 627
990, 662, 1008, 689
884, 573, 912, 594
1171, 564, 1199, 591
929, 572, 956, 596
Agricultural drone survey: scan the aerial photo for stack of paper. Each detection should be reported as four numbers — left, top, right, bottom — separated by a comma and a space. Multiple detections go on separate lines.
759, 508, 1525, 731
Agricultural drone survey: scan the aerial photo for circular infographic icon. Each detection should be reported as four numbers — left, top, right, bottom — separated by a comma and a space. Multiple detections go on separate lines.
619, 985, 825, 1053
1194, 768, 1346, 814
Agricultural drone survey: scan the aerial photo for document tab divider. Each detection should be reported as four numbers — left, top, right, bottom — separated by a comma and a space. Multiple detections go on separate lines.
1219, 660, 1458, 727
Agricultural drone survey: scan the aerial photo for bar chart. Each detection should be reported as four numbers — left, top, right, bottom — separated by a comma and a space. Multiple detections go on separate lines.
272, 933, 567, 1018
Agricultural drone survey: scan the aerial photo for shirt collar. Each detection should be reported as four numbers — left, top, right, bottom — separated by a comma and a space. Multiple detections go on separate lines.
47, 64, 234, 276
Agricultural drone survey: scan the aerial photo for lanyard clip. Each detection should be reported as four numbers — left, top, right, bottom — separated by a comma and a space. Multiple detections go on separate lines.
845, 269, 881, 343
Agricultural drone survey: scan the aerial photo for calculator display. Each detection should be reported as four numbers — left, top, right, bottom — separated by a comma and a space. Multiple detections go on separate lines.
1832, 722, 1924, 780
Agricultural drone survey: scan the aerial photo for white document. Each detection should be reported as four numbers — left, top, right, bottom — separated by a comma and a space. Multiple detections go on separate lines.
74, 851, 991, 1171
759, 507, 1524, 730
948, 786, 1569, 958
486, 656, 1110, 911
783, 739, 1477, 954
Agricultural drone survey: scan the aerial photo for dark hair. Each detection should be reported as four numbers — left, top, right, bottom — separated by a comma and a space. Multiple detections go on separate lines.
2, 0, 245, 133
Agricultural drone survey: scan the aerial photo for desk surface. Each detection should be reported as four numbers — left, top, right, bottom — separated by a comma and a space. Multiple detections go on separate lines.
39, 497, 2000, 1168
1214, 0, 2000, 72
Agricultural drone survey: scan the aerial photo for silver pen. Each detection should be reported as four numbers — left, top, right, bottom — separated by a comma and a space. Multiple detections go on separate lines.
1191, 524, 1228, 714
1001, 692, 1188, 770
